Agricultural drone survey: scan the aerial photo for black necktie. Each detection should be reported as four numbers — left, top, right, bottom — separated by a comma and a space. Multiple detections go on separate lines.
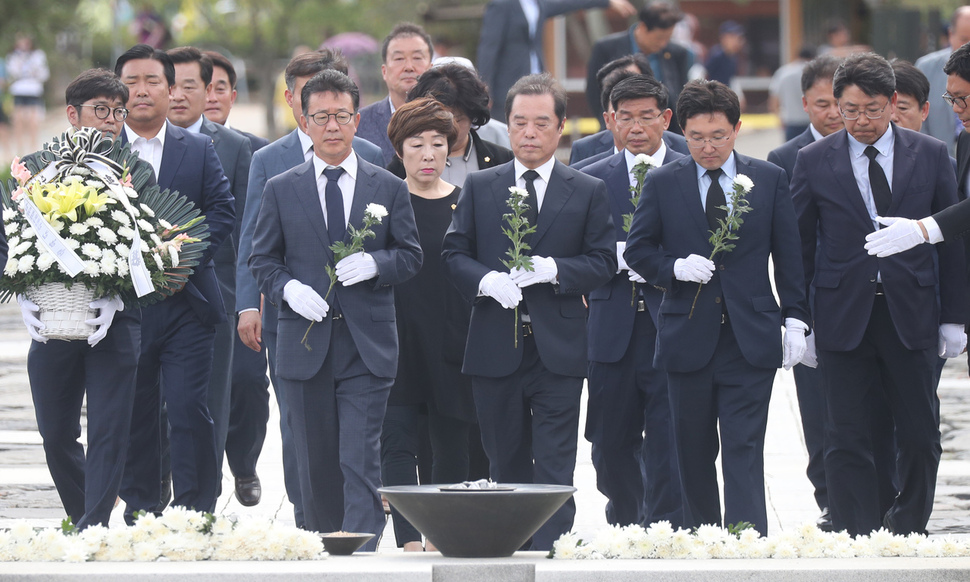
864, 146, 892, 217
522, 170, 540, 230
705, 168, 727, 232
323, 167, 345, 243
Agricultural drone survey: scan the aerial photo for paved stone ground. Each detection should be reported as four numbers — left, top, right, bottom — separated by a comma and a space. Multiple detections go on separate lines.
1, 115, 969, 547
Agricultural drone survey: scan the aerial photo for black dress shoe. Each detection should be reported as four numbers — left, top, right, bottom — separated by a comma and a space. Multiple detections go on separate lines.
235, 474, 261, 506
159, 473, 173, 510
816, 507, 833, 532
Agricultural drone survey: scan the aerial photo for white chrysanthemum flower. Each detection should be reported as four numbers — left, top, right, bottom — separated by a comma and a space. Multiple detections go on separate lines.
85, 216, 104, 228
118, 226, 135, 240
83, 260, 100, 276
158, 218, 173, 230
98, 228, 118, 245
733, 173, 754, 193
99, 257, 117, 275
137, 219, 154, 232
916, 538, 943, 558
508, 186, 528, 197
112, 210, 132, 226
167, 245, 179, 267
50, 219, 64, 233
37, 252, 55, 271
553, 534, 580, 559
695, 524, 726, 545
365, 203, 388, 220
14, 241, 31, 256
17, 255, 34, 272
3, 208, 16, 221
211, 516, 235, 537
60, 538, 89, 563
633, 153, 660, 169
132, 541, 162, 562
7, 236, 20, 251
4, 258, 19, 276
70, 223, 90, 236
772, 541, 798, 558
81, 243, 103, 259
139, 203, 155, 217
123, 186, 138, 199
21, 226, 35, 239
116, 259, 130, 276
64, 238, 81, 250
150, 233, 162, 246
5, 222, 18, 236
152, 253, 164, 270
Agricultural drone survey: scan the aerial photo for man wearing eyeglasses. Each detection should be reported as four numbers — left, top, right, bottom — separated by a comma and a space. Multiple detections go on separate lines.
625, 79, 810, 535
581, 74, 684, 529
791, 52, 968, 536
249, 69, 422, 548
15, 69, 146, 528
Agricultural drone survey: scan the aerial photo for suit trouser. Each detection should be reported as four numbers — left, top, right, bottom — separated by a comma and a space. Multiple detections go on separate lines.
472, 334, 583, 551
792, 363, 828, 510
206, 315, 235, 493
586, 307, 681, 527
261, 302, 305, 527
225, 330, 270, 480
27, 311, 140, 528
121, 294, 218, 518
819, 296, 940, 536
667, 321, 775, 535
279, 319, 390, 550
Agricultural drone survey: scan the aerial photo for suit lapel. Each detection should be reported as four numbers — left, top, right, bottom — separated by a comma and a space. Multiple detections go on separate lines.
292, 161, 333, 255
531, 162, 575, 249
158, 124, 186, 191
346, 155, 378, 242
958, 132, 970, 198
890, 128, 917, 214
280, 130, 305, 171
825, 133, 874, 229
676, 158, 710, 240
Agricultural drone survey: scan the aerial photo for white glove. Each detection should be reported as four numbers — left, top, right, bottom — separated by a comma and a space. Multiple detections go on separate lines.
782, 318, 809, 370
628, 270, 647, 284
479, 271, 522, 309
616, 241, 629, 273
939, 323, 967, 358
800, 332, 818, 368
17, 295, 46, 343
510, 256, 558, 287
864, 217, 926, 257
335, 252, 379, 285
673, 254, 715, 284
85, 296, 124, 347
283, 280, 329, 321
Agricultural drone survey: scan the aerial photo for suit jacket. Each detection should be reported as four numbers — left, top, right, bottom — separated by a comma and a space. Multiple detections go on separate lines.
357, 98, 396, 166
793, 126, 969, 352
916, 47, 957, 155
386, 129, 514, 179
569, 129, 689, 166
122, 122, 235, 326
477, 0, 610, 123
201, 118, 252, 315
441, 159, 616, 378
249, 155, 422, 381
585, 29, 692, 130
235, 129, 384, 315
237, 129, 270, 153
767, 126, 816, 181
625, 152, 809, 373
583, 147, 685, 363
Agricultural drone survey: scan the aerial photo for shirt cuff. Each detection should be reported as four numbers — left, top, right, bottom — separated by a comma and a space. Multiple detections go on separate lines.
238, 308, 259, 314
922, 217, 944, 244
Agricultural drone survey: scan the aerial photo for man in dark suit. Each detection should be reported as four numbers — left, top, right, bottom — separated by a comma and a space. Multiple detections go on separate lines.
115, 44, 235, 519
166, 45, 253, 506
442, 73, 616, 550
581, 74, 683, 527
625, 80, 810, 535
766, 54, 843, 530
570, 65, 689, 169
203, 48, 269, 506
793, 53, 968, 536
249, 70, 422, 548
235, 48, 384, 527
586, 1, 690, 132
478, 0, 634, 124
358, 23, 434, 165
17, 69, 140, 528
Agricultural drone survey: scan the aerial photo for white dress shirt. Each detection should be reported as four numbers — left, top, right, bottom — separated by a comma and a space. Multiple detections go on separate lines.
513, 156, 556, 212
297, 129, 315, 162
124, 122, 168, 179
312, 150, 358, 228
625, 141, 667, 189
847, 125, 894, 229
696, 151, 739, 213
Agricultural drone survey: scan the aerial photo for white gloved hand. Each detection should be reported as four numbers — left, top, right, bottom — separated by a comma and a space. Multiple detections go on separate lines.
864, 217, 927, 257
335, 252, 379, 285
783, 318, 809, 370
510, 256, 558, 287
616, 241, 629, 273
283, 280, 329, 321
85, 296, 124, 347
800, 332, 818, 368
673, 254, 715, 283
17, 294, 47, 343
628, 270, 647, 284
479, 271, 522, 309
939, 323, 967, 358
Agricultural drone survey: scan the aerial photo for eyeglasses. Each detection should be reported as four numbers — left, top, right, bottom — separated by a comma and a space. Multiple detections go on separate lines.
839, 101, 889, 120
943, 92, 970, 109
76, 104, 128, 121
614, 112, 664, 129
685, 134, 733, 149
308, 111, 355, 126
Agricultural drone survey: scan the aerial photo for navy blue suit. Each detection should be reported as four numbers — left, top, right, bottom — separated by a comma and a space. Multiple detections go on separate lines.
625, 152, 809, 534
582, 147, 684, 528
356, 97, 395, 166
569, 129, 688, 166
120, 122, 234, 517
442, 159, 616, 550
792, 126, 969, 536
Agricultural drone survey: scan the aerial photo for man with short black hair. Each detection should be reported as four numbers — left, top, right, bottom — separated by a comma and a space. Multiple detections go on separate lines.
204, 50, 269, 151
891, 60, 931, 133
916, 6, 970, 154
792, 52, 968, 536
442, 73, 616, 549
249, 69, 422, 548
625, 79, 810, 534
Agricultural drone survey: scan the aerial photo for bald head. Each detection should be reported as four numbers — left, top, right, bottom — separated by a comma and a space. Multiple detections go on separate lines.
950, 6, 970, 51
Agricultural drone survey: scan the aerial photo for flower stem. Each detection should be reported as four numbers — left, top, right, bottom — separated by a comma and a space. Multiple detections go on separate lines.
514, 305, 519, 349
